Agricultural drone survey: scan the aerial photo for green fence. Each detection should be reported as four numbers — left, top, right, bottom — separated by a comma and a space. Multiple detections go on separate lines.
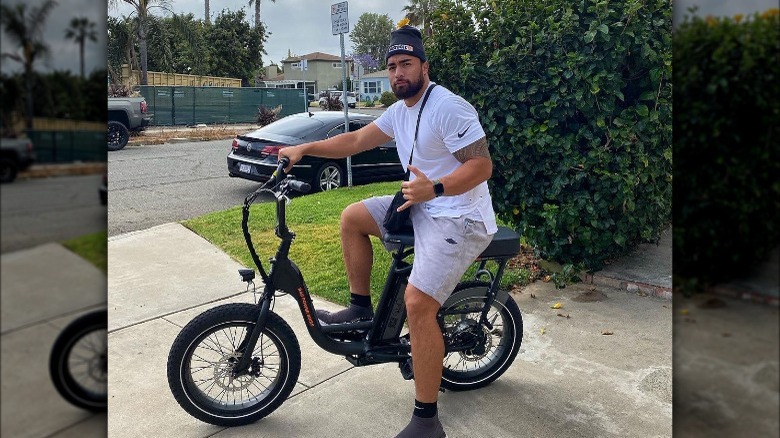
138, 86, 306, 126
25, 130, 106, 163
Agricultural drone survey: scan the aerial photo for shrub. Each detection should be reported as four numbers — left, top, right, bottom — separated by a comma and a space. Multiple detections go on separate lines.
379, 91, 398, 107
365, 98, 375, 107
321, 95, 343, 111
256, 104, 281, 126
673, 10, 780, 285
427, 0, 672, 270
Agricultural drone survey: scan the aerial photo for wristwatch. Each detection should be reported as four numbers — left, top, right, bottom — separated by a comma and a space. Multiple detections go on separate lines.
432, 179, 445, 197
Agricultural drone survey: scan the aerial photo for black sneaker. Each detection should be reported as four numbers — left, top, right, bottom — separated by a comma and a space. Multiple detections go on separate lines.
394, 415, 447, 438
316, 305, 373, 325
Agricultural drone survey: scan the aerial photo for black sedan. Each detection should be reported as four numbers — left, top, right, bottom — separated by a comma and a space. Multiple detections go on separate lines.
227, 112, 404, 191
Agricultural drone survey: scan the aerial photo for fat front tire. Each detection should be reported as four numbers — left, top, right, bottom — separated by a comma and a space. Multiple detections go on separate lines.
314, 161, 343, 192
49, 310, 108, 411
438, 281, 523, 391
107, 121, 130, 151
167, 303, 301, 427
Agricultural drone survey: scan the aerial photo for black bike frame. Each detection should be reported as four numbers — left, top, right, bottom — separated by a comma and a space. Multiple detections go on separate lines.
233, 161, 513, 375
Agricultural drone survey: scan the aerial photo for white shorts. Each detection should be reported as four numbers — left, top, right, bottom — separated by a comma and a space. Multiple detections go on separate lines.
362, 195, 494, 305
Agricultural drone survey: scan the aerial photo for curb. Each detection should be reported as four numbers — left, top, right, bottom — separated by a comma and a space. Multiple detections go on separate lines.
17, 162, 107, 180
581, 272, 673, 300
705, 284, 780, 307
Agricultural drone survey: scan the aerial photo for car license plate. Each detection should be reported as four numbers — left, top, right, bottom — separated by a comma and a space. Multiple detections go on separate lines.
239, 163, 252, 174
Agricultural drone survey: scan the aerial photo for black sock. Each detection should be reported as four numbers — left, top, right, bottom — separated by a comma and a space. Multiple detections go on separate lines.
413, 399, 437, 418
350, 293, 371, 308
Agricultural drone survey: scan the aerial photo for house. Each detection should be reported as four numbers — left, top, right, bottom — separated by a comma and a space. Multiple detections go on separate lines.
358, 69, 390, 103
261, 52, 354, 100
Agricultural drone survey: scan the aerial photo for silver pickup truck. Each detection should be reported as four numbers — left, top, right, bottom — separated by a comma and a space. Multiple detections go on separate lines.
0, 135, 35, 183
108, 96, 152, 151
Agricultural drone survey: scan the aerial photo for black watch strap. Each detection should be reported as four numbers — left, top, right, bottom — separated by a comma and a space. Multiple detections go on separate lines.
433, 179, 445, 197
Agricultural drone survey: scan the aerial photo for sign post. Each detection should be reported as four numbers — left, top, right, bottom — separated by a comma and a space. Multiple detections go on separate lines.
301, 57, 308, 112
331, 1, 352, 187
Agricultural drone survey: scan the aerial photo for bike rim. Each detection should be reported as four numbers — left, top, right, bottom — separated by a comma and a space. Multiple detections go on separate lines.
441, 299, 513, 377
62, 328, 108, 402
182, 321, 286, 414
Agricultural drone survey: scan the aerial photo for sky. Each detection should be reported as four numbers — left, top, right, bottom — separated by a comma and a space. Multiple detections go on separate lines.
0, 0, 106, 75
108, 0, 408, 68
1, 0, 777, 77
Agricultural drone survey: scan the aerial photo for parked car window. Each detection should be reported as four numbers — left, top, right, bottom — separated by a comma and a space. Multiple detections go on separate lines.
255, 115, 323, 138
328, 121, 366, 138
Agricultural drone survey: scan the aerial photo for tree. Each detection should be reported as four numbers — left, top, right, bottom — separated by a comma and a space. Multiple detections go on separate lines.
205, 0, 210, 24
248, 0, 275, 28
351, 13, 394, 70
207, 9, 267, 85
402, 0, 439, 37
107, 16, 137, 83
108, 0, 173, 85
64, 17, 98, 78
0, 0, 58, 131
350, 52, 379, 73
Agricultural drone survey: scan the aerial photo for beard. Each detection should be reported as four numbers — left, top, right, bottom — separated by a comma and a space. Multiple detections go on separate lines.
391, 71, 425, 99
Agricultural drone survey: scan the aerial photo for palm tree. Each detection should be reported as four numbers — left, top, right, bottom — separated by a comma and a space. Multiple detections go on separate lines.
205, 0, 210, 24
0, 0, 58, 131
108, 0, 172, 85
402, 0, 439, 37
248, 0, 275, 28
64, 17, 98, 78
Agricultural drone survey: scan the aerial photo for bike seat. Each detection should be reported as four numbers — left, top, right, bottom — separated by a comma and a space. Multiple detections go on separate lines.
384, 226, 521, 259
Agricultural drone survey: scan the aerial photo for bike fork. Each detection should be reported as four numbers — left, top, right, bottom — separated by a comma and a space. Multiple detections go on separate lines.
233, 286, 273, 376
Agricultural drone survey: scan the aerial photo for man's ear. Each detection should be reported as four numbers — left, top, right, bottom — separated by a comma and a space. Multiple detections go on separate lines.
422, 61, 430, 76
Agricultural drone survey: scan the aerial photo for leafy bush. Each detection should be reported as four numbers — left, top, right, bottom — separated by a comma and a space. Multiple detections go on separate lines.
673, 9, 779, 285
427, 0, 672, 270
321, 95, 343, 111
379, 91, 398, 107
365, 98, 375, 107
256, 104, 281, 126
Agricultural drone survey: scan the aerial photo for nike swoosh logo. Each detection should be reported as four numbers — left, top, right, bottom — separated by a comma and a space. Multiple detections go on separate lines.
457, 126, 470, 138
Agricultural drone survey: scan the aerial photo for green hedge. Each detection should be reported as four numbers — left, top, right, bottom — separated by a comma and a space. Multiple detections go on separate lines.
673, 10, 780, 285
427, 0, 672, 270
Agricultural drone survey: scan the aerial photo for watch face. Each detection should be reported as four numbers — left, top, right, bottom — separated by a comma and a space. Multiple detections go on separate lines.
434, 182, 444, 196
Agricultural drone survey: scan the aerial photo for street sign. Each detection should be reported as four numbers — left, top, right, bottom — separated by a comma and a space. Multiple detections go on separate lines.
331, 1, 349, 35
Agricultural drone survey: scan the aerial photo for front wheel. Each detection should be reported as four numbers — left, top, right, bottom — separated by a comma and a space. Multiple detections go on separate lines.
438, 281, 523, 391
167, 303, 301, 427
49, 310, 107, 411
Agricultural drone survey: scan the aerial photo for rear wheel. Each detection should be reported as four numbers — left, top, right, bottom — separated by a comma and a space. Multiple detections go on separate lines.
108, 121, 130, 151
313, 161, 343, 192
167, 304, 301, 426
438, 281, 523, 391
0, 157, 18, 183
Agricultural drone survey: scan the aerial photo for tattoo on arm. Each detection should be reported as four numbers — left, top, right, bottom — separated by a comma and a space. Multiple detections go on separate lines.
453, 137, 491, 163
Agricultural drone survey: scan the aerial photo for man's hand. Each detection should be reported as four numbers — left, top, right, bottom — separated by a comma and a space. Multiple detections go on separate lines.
277, 146, 305, 173
397, 165, 436, 212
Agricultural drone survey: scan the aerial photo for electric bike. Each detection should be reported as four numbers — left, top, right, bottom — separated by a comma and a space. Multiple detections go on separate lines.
167, 159, 523, 426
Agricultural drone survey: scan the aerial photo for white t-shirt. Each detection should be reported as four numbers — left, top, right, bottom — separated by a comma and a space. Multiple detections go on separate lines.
374, 82, 497, 234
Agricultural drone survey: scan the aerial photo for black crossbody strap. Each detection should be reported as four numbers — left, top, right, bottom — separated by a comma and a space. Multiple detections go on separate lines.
403, 83, 437, 180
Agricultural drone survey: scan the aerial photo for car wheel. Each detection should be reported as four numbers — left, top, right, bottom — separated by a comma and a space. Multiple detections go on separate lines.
0, 158, 19, 183
314, 162, 343, 192
107, 121, 130, 151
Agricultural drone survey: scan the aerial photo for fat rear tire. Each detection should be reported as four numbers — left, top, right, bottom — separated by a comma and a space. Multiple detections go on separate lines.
167, 303, 301, 426
438, 281, 523, 391
107, 121, 130, 151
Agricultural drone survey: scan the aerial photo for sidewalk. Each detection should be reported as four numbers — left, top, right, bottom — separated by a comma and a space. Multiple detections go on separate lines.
105, 223, 674, 437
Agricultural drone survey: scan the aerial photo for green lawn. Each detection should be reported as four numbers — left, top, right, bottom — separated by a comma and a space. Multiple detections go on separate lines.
62, 231, 108, 274
182, 181, 533, 308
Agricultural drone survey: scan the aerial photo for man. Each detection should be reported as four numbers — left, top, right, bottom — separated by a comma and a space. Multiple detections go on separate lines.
278, 25, 496, 438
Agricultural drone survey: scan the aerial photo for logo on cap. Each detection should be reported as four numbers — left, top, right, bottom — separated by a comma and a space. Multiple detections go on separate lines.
389, 44, 414, 52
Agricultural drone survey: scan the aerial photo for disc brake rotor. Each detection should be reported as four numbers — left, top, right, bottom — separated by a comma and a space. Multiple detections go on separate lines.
213, 354, 255, 391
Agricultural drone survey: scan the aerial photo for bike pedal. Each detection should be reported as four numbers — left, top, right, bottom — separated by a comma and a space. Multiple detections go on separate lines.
399, 358, 414, 380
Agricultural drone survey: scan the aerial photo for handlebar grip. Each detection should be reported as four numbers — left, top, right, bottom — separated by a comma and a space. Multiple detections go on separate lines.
287, 179, 311, 193
271, 157, 291, 184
